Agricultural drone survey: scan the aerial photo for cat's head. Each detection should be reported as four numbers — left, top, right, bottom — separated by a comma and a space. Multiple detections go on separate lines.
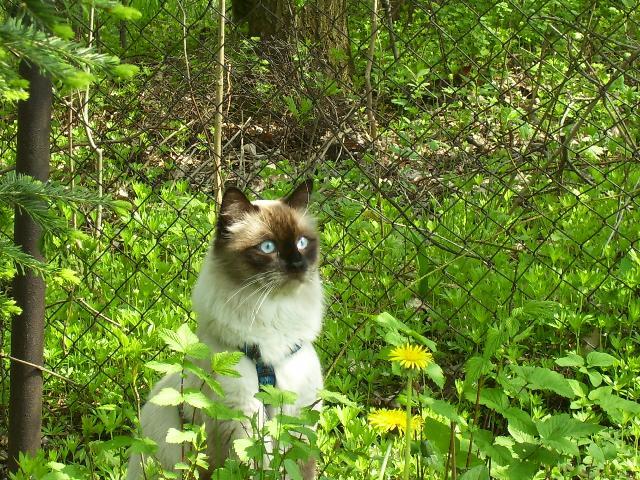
213, 180, 319, 287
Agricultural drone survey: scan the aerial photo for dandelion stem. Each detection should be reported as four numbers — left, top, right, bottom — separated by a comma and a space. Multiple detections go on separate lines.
404, 371, 413, 480
378, 441, 393, 480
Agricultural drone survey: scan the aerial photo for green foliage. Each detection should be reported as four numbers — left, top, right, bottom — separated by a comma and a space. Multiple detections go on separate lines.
0, 1, 140, 102
3, 0, 640, 478
0, 173, 122, 342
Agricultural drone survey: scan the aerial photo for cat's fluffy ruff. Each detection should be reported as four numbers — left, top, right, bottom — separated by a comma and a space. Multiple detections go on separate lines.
127, 184, 324, 479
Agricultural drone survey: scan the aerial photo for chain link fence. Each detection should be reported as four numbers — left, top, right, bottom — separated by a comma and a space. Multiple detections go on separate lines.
2, 0, 639, 475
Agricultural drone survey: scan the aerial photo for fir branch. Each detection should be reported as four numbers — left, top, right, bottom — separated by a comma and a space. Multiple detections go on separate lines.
0, 291, 21, 319
0, 238, 52, 277
20, 0, 62, 29
0, 16, 119, 87
0, 172, 125, 234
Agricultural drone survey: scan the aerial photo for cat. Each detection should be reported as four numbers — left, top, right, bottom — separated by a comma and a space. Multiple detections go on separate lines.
127, 180, 324, 479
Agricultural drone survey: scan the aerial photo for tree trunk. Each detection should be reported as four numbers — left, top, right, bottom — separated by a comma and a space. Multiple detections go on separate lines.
233, 0, 293, 38
232, 0, 349, 79
8, 59, 51, 474
300, 0, 350, 79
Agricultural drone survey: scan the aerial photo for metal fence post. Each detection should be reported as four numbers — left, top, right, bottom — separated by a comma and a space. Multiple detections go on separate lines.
7, 60, 52, 471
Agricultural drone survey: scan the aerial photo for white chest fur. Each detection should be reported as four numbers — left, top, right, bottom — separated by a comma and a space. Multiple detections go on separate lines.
192, 251, 324, 366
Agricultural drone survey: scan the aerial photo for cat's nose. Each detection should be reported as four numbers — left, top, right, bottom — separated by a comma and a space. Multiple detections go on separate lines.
288, 258, 306, 273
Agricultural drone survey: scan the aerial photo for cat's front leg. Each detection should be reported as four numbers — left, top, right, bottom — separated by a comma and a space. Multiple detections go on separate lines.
205, 398, 266, 462
206, 366, 269, 470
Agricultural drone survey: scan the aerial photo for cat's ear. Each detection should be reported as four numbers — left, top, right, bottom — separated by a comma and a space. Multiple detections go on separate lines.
284, 179, 313, 210
217, 186, 257, 232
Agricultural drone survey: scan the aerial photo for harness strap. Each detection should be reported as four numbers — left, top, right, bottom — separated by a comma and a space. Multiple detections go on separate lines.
242, 343, 302, 387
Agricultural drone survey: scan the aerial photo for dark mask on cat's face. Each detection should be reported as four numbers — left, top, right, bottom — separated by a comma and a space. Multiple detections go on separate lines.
213, 180, 319, 287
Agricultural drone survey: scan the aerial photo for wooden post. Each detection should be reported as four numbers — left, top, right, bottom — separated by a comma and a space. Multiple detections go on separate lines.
7, 60, 52, 471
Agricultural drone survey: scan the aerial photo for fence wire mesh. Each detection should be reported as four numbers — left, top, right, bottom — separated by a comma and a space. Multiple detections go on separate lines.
1, 0, 640, 476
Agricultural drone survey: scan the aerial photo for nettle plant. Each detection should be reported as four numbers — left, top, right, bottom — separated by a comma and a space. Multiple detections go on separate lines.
354, 312, 640, 480
130, 324, 320, 480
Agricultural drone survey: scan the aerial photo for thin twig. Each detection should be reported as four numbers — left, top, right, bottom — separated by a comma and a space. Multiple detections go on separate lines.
324, 318, 369, 379
380, 0, 398, 61
67, 98, 77, 229
450, 421, 457, 480
364, 0, 379, 139
466, 376, 484, 468
213, 0, 226, 204
177, 0, 221, 201
549, 47, 640, 165
82, 5, 104, 235
77, 298, 121, 328
187, 116, 252, 181
0, 352, 78, 385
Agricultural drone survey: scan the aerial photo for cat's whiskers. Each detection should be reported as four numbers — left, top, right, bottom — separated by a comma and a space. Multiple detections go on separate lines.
224, 271, 273, 306
249, 278, 280, 328
231, 271, 279, 315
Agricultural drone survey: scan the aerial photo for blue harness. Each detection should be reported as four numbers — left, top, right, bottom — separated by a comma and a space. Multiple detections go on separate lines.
242, 343, 302, 386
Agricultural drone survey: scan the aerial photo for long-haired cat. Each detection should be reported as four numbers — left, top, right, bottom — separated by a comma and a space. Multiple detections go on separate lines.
127, 180, 323, 479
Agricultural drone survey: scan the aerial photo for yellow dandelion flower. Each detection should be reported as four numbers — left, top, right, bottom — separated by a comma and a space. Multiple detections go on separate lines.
368, 409, 422, 434
389, 344, 433, 370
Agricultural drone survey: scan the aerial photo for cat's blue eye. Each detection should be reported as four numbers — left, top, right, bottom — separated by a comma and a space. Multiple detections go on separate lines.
297, 236, 309, 250
259, 240, 276, 254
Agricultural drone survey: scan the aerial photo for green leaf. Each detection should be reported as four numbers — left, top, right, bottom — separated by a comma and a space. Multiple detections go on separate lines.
159, 324, 201, 354
544, 436, 579, 456
129, 437, 157, 455
586, 351, 617, 368
589, 387, 640, 421
536, 414, 571, 440
112, 63, 140, 79
185, 342, 210, 360
425, 361, 444, 389
52, 23, 74, 40
459, 465, 489, 480
464, 356, 494, 384
483, 326, 506, 358
112, 199, 132, 215
159, 329, 186, 353
165, 428, 196, 444
511, 300, 558, 320
506, 460, 538, 479
149, 387, 183, 406
183, 390, 214, 409
587, 443, 605, 464
146, 360, 183, 375
183, 360, 224, 396
318, 389, 357, 407
55, 268, 80, 285
473, 430, 512, 464
476, 388, 509, 414
504, 408, 537, 438
110, 5, 143, 21
374, 312, 437, 351
423, 417, 453, 453
255, 385, 297, 406
587, 370, 603, 387
176, 323, 200, 347
205, 402, 245, 421
423, 397, 463, 423
233, 438, 254, 462
283, 459, 303, 480
96, 435, 132, 451
555, 353, 584, 367
284, 96, 298, 117
563, 419, 603, 438
211, 351, 243, 377
64, 70, 94, 88
515, 366, 575, 398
